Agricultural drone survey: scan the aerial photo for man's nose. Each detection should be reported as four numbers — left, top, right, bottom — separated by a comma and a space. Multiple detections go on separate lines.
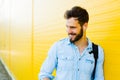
66, 28, 72, 33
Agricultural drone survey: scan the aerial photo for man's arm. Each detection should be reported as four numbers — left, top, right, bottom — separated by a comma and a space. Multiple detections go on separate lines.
39, 42, 58, 80
94, 46, 104, 80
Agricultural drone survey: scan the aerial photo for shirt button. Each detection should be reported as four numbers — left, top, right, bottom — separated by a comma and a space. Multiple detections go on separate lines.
78, 69, 79, 71
79, 58, 81, 61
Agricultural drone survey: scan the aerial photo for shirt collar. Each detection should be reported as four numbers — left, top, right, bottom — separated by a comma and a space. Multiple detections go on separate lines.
86, 38, 92, 51
66, 37, 92, 50
66, 37, 71, 45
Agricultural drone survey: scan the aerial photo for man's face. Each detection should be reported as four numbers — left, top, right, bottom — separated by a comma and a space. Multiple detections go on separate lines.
66, 17, 83, 43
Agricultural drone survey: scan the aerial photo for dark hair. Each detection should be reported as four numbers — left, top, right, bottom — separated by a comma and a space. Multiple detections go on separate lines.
64, 6, 89, 27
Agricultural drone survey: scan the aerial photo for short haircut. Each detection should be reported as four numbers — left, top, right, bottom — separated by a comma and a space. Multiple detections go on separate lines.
64, 6, 89, 27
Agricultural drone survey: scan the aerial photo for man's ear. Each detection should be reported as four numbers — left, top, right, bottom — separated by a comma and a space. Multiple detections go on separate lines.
83, 23, 88, 30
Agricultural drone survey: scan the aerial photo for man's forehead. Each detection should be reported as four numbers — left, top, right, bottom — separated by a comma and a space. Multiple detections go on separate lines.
66, 17, 79, 25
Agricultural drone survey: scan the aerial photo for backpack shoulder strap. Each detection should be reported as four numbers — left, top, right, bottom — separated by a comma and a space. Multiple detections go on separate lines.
92, 42, 98, 79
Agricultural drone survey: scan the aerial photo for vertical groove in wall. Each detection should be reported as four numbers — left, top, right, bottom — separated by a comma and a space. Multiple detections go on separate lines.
9, 0, 11, 72
32, 0, 34, 79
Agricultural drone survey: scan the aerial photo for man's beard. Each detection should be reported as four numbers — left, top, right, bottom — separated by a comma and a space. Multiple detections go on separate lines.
70, 28, 83, 43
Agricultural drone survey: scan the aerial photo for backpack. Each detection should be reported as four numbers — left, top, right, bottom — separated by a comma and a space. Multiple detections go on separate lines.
89, 43, 98, 80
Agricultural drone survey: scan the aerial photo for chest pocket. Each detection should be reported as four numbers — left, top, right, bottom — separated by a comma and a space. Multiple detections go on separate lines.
83, 58, 95, 74
57, 55, 74, 71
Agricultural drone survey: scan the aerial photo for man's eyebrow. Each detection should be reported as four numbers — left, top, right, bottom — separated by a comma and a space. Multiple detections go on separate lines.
66, 25, 76, 28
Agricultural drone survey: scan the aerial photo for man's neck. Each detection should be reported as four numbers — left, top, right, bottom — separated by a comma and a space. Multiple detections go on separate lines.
74, 37, 88, 53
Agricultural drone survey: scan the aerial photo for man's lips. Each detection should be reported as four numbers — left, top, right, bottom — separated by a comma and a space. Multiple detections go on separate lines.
69, 34, 76, 38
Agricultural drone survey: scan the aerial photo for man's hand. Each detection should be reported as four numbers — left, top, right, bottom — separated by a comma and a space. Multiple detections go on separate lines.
43, 78, 50, 80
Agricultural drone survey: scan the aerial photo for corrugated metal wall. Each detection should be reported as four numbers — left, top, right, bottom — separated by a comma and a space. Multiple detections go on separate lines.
0, 0, 120, 80
0, 0, 33, 80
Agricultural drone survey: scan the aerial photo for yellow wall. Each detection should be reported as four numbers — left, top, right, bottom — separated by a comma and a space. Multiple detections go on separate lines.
0, 0, 120, 80
0, 0, 33, 80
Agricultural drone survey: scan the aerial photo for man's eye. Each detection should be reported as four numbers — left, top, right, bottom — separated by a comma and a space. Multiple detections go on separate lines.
71, 27, 76, 29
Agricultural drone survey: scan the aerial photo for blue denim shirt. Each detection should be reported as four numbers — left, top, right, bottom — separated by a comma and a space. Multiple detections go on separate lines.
39, 38, 104, 80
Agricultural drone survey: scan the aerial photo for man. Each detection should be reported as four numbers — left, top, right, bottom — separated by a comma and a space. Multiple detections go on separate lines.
39, 6, 104, 80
